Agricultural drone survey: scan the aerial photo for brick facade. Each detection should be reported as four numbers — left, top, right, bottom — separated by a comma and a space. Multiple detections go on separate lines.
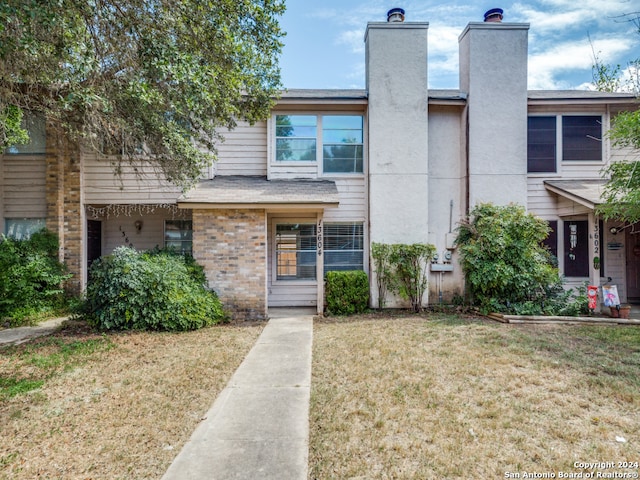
193, 209, 267, 320
45, 123, 84, 294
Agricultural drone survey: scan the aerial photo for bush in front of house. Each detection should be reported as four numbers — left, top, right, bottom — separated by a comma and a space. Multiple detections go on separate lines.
325, 270, 370, 316
83, 246, 225, 331
456, 203, 588, 316
0, 230, 71, 326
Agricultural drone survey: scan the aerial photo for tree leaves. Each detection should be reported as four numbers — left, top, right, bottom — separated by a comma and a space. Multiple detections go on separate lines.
0, 0, 286, 189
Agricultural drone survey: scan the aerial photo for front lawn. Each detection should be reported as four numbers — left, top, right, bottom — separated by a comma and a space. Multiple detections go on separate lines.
0, 321, 263, 479
309, 313, 640, 479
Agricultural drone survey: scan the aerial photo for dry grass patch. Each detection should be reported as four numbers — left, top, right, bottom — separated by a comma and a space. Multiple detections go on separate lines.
0, 320, 263, 479
310, 313, 640, 479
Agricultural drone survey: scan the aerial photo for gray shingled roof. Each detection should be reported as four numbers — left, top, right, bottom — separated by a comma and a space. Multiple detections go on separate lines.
529, 90, 638, 102
280, 89, 367, 100
275, 88, 637, 104
544, 179, 607, 209
178, 176, 340, 207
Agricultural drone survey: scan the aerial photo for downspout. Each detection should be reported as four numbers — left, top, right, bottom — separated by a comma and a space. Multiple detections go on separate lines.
463, 101, 470, 215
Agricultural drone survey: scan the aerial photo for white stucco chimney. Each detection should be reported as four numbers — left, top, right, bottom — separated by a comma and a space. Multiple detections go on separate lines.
459, 15, 530, 209
365, 13, 430, 307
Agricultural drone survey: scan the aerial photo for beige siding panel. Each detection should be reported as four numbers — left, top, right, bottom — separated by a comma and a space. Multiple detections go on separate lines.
83, 153, 182, 204
602, 227, 628, 302
556, 196, 591, 217
98, 210, 191, 255
610, 145, 636, 163
527, 178, 558, 218
268, 285, 318, 307
268, 164, 319, 179
215, 121, 267, 176
559, 163, 605, 178
2, 155, 47, 217
324, 177, 366, 222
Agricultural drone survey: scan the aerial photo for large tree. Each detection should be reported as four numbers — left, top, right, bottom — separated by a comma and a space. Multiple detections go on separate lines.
594, 12, 640, 223
0, 0, 285, 188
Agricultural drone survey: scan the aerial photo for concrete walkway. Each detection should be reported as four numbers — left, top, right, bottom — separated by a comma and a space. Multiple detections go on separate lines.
0, 317, 68, 346
162, 308, 315, 480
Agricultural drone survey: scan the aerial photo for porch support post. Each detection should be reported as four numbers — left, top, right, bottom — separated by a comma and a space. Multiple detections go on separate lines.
316, 212, 324, 315
588, 212, 602, 312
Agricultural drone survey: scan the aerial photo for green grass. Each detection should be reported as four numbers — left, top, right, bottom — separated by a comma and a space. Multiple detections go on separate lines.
0, 377, 44, 399
0, 334, 114, 401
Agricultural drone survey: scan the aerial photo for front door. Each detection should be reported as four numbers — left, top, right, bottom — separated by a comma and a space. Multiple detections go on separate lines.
626, 225, 640, 303
87, 220, 102, 278
268, 217, 318, 307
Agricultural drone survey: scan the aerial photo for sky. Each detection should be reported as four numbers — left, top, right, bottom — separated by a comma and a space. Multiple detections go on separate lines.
277, 0, 640, 91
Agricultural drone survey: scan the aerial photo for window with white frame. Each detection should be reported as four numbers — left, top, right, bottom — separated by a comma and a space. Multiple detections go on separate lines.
5, 114, 46, 155
275, 223, 317, 280
323, 222, 364, 275
527, 115, 602, 173
275, 115, 317, 161
275, 114, 364, 173
164, 220, 192, 255
4, 218, 46, 239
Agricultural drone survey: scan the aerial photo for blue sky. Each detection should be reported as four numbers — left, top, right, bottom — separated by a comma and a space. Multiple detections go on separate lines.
277, 0, 640, 90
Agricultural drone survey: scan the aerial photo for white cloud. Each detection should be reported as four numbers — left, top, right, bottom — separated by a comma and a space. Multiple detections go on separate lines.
336, 28, 366, 54
528, 37, 633, 89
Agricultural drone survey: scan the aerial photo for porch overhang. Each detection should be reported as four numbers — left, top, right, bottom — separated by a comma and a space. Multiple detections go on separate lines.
544, 179, 607, 210
177, 175, 340, 210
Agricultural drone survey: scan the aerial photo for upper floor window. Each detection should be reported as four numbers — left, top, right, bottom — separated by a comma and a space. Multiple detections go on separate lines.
322, 116, 363, 173
527, 115, 602, 173
5, 114, 46, 155
562, 116, 602, 161
527, 116, 556, 173
275, 114, 363, 173
276, 115, 317, 161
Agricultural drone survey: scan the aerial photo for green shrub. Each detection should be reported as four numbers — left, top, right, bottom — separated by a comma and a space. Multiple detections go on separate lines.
0, 230, 71, 324
388, 243, 436, 312
83, 247, 225, 331
325, 270, 369, 316
371, 243, 393, 309
456, 203, 588, 315
371, 243, 436, 312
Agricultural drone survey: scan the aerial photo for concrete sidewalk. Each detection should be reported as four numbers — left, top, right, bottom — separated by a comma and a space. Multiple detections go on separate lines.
0, 317, 68, 346
162, 309, 314, 480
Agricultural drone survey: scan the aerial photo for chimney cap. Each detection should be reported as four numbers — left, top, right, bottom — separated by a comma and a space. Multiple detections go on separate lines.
387, 7, 405, 22
483, 8, 504, 22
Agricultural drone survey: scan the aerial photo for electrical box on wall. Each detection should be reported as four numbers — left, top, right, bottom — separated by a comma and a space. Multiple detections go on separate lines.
431, 264, 453, 272
445, 233, 457, 250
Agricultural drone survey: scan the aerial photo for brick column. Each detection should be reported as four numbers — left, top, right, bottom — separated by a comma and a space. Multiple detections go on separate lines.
45, 123, 84, 294
192, 209, 267, 320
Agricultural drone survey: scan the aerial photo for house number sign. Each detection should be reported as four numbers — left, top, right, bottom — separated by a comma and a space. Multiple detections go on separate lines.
593, 223, 600, 257
317, 219, 323, 257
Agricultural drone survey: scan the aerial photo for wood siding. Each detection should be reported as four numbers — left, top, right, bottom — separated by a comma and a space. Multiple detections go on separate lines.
83, 153, 182, 204
214, 121, 268, 176
324, 177, 367, 222
94, 210, 192, 256
1, 154, 47, 218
